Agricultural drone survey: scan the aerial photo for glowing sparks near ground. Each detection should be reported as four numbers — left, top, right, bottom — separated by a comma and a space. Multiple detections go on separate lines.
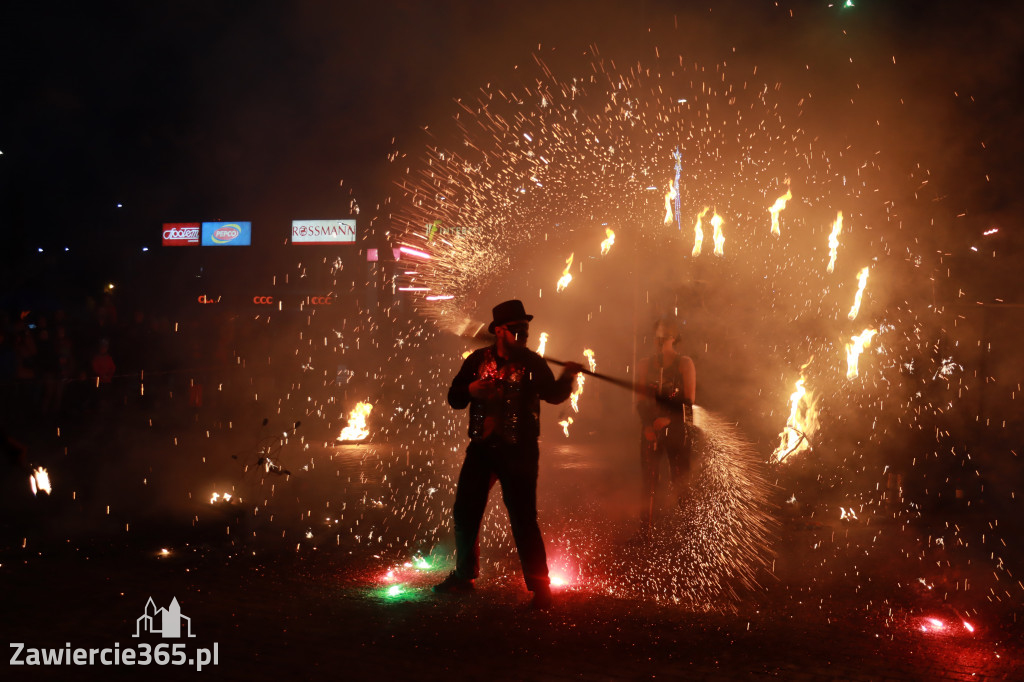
536, 332, 549, 357
664, 182, 677, 224
711, 212, 725, 256
338, 401, 373, 441
845, 328, 877, 379
29, 467, 51, 496
556, 253, 574, 292
772, 374, 818, 464
558, 417, 573, 437
847, 267, 870, 320
768, 186, 792, 236
600, 227, 615, 255
210, 492, 233, 504
692, 207, 708, 256
826, 211, 843, 272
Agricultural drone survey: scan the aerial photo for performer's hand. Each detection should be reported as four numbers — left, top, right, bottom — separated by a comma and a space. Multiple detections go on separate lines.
559, 361, 585, 379
652, 417, 671, 430
469, 379, 499, 400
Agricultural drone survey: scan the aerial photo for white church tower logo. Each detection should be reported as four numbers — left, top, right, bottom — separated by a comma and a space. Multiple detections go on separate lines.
133, 597, 196, 638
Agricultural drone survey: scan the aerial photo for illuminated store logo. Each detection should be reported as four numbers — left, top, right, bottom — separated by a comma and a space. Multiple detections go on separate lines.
201, 222, 251, 246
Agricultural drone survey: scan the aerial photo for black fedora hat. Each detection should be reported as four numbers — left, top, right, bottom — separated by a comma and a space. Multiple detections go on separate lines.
488, 299, 534, 333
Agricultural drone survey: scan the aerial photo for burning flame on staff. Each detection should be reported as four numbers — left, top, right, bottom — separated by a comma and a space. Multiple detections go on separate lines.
848, 267, 870, 320
826, 211, 843, 273
29, 467, 51, 496
536, 332, 549, 357
556, 253, 574, 292
338, 401, 373, 441
558, 417, 573, 437
664, 182, 677, 224
772, 370, 818, 464
569, 349, 596, 413
845, 328, 877, 379
692, 207, 709, 256
600, 228, 615, 255
711, 212, 725, 256
768, 185, 792, 236
583, 348, 596, 373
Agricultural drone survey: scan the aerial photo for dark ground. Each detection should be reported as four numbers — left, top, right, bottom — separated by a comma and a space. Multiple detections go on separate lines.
1, 390, 1022, 681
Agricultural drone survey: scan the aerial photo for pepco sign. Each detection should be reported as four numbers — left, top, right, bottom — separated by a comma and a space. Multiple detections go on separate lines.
202, 221, 252, 246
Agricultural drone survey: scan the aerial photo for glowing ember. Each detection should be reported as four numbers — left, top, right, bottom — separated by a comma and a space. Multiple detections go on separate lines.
29, 467, 51, 496
711, 212, 725, 256
558, 417, 573, 437
768, 186, 792, 236
338, 401, 373, 441
536, 332, 549, 357
772, 371, 818, 464
556, 253, 574, 292
826, 210, 843, 272
600, 227, 615, 255
664, 181, 677, 224
845, 328, 877, 379
847, 266, 870, 320
692, 207, 709, 256
210, 492, 233, 504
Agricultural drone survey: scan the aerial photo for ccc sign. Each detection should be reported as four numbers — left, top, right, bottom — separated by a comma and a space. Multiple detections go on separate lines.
253, 296, 275, 305
309, 296, 333, 305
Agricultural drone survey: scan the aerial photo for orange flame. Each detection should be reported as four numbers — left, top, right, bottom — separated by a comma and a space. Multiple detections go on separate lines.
583, 348, 596, 373
29, 467, 51, 496
556, 253, 574, 292
772, 369, 818, 464
338, 401, 373, 441
536, 332, 549, 357
600, 228, 615, 255
827, 211, 843, 272
711, 212, 725, 256
692, 207, 708, 256
558, 416, 574, 437
664, 182, 677, 224
847, 267, 870, 320
845, 328, 877, 379
768, 186, 792, 236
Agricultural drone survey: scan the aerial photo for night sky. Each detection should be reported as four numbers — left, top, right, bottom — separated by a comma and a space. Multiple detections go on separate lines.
2, 1, 1023, 299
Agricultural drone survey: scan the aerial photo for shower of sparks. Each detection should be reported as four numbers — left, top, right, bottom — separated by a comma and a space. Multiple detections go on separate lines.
845, 328, 877, 379
29, 467, 51, 496
711, 212, 725, 256
536, 332, 549, 357
826, 210, 843, 272
338, 401, 373, 441
767, 186, 792, 236
692, 207, 708, 257
600, 227, 615, 255
556, 253, 574, 292
847, 266, 870, 320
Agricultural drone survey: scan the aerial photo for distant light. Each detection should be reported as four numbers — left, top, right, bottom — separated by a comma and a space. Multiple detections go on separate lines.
37, 248, 43, 253
141, 247, 149, 252
106, 283, 115, 291
116, 203, 123, 208
64, 247, 69, 252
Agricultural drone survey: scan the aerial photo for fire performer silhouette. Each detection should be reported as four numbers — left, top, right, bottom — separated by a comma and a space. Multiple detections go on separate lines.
635, 318, 696, 530
434, 299, 583, 609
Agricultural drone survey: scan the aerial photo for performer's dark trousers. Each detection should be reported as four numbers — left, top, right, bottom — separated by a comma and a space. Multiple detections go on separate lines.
640, 419, 692, 522
452, 436, 549, 590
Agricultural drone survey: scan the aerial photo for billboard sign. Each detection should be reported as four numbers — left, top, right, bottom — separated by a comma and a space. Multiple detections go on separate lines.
201, 222, 251, 246
291, 219, 356, 244
162, 222, 201, 246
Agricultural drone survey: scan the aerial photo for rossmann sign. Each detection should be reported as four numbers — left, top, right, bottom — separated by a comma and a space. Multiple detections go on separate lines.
202, 222, 252, 246
291, 220, 356, 244
162, 223, 201, 246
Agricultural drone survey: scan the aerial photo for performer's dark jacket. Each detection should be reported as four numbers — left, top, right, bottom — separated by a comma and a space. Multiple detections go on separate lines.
448, 345, 575, 444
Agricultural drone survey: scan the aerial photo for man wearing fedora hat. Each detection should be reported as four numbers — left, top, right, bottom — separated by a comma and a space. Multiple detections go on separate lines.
434, 299, 583, 609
